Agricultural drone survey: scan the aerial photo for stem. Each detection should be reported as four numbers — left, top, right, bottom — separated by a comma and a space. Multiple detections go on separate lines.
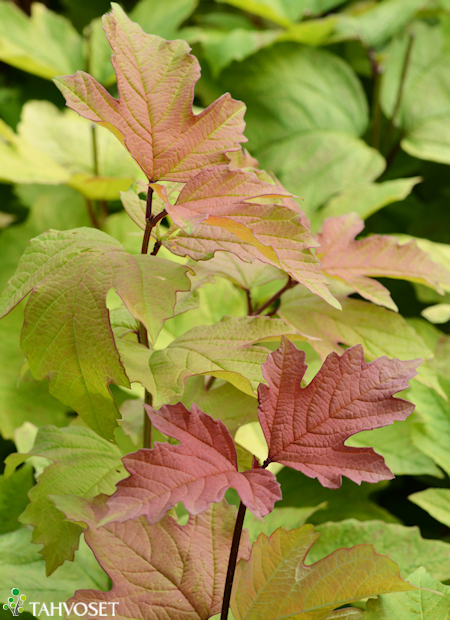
220, 501, 247, 620
371, 67, 383, 150
91, 124, 100, 177
85, 199, 100, 229
385, 31, 415, 151
139, 185, 157, 449
205, 375, 216, 391
252, 277, 295, 316
245, 289, 252, 315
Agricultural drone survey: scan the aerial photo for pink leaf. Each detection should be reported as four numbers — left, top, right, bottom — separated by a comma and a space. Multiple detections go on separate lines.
58, 495, 250, 620
258, 337, 420, 488
105, 402, 281, 524
53, 4, 246, 182
317, 213, 450, 311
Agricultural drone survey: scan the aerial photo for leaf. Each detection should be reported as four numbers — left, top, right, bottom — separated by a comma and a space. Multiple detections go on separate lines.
197, 27, 280, 77
243, 504, 326, 543
277, 469, 399, 524
0, 101, 143, 199
279, 289, 444, 397
0, 228, 191, 439
6, 426, 126, 575
307, 519, 450, 582
179, 375, 259, 437
258, 336, 419, 488
216, 0, 346, 26
408, 381, 450, 477
54, 3, 246, 183
316, 213, 450, 311
0, 464, 34, 535
422, 304, 450, 324
231, 524, 415, 620
105, 401, 281, 523
381, 21, 450, 164
53, 497, 250, 620
145, 316, 315, 406
0, 528, 109, 612
314, 177, 421, 229
365, 567, 450, 620
0, 1, 84, 80
218, 43, 385, 213
131, 0, 198, 40
409, 488, 450, 528
346, 418, 443, 477
331, 0, 428, 48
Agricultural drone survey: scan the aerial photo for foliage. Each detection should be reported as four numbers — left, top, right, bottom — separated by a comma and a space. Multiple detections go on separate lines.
0, 0, 450, 619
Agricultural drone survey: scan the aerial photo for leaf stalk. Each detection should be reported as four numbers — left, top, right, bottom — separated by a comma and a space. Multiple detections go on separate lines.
252, 277, 295, 316
220, 500, 247, 620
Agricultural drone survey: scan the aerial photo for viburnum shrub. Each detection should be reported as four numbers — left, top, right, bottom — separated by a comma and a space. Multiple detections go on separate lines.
2, 4, 450, 619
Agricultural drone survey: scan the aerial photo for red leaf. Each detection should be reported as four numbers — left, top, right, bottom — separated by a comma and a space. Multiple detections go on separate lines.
57, 495, 250, 620
317, 213, 450, 311
53, 4, 246, 182
258, 337, 420, 488
105, 402, 281, 524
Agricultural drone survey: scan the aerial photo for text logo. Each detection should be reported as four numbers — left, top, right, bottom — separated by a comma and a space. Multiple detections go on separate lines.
3, 588, 26, 616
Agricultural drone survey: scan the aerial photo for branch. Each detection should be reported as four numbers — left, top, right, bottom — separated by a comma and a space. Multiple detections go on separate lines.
220, 501, 247, 620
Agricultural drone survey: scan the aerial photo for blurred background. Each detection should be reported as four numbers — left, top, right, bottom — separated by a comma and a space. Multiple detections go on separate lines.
1, 0, 450, 613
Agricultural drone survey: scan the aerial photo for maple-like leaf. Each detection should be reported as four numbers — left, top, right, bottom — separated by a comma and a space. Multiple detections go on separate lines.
54, 495, 250, 620
105, 402, 281, 524
53, 3, 246, 183
163, 167, 339, 308
258, 337, 420, 488
317, 213, 450, 311
0, 228, 191, 439
279, 288, 444, 398
231, 524, 415, 620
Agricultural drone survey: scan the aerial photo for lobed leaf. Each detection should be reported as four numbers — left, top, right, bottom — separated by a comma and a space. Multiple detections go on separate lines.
5, 426, 126, 575
258, 337, 419, 488
105, 402, 281, 523
0, 228, 191, 439
57, 495, 250, 620
365, 567, 450, 620
144, 315, 315, 406
316, 213, 450, 311
231, 524, 415, 620
308, 519, 450, 582
54, 3, 246, 183
0, 529, 109, 613
279, 288, 444, 397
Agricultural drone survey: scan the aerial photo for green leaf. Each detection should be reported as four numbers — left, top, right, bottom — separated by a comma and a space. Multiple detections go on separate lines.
12, 426, 125, 575
0, 464, 34, 535
276, 468, 399, 524
347, 417, 443, 477
243, 504, 326, 543
409, 488, 450, 527
365, 567, 450, 620
179, 375, 258, 437
131, 0, 198, 39
381, 20, 450, 164
332, 0, 428, 48
146, 316, 314, 406
307, 519, 450, 582
0, 101, 144, 199
408, 381, 450, 476
422, 304, 450, 324
313, 177, 421, 230
0, 1, 84, 79
0, 528, 109, 609
0, 228, 191, 439
231, 524, 415, 620
216, 0, 346, 27
279, 288, 444, 397
218, 43, 384, 213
